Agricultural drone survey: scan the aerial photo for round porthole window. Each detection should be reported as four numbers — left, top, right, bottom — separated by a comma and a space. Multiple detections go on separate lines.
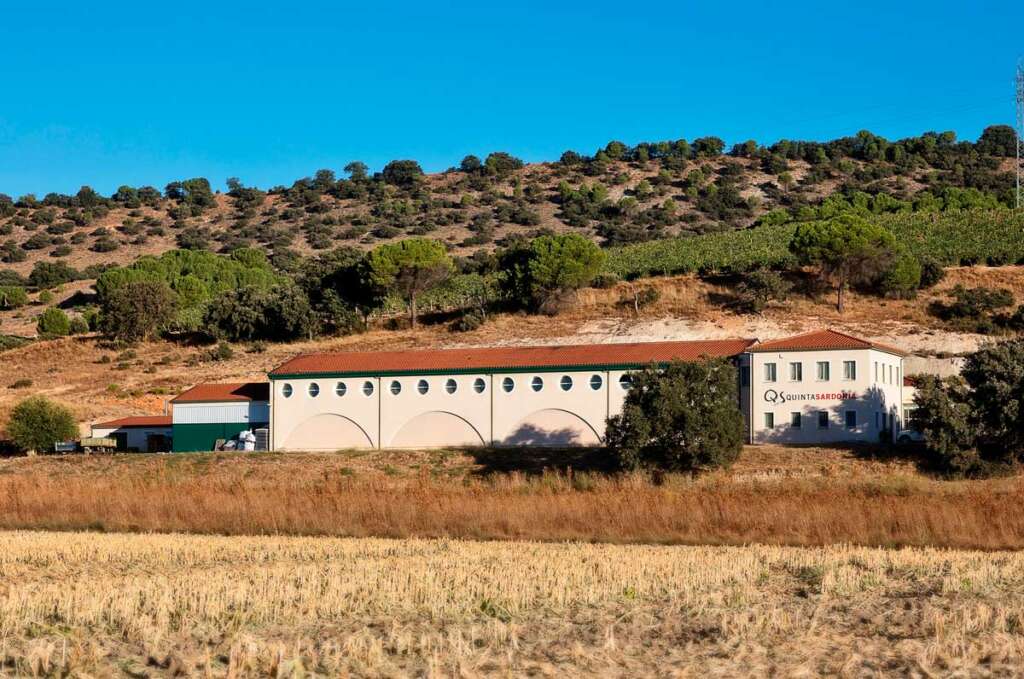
336, 381, 347, 397
473, 378, 486, 393
590, 374, 603, 390
502, 377, 515, 393
531, 376, 544, 392
390, 380, 402, 395
362, 380, 375, 397
560, 376, 573, 391
417, 379, 429, 395
619, 374, 633, 390
282, 383, 293, 398
445, 378, 458, 394
308, 382, 320, 397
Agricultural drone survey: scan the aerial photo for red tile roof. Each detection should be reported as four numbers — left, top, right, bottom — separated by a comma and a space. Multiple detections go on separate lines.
750, 329, 907, 356
93, 415, 172, 429
270, 339, 758, 377
171, 382, 270, 403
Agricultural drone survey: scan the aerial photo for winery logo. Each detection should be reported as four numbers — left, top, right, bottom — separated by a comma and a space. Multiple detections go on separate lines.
763, 389, 857, 405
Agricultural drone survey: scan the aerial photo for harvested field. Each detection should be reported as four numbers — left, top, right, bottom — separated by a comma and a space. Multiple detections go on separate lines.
1, 447, 1023, 549
2, 531, 1024, 676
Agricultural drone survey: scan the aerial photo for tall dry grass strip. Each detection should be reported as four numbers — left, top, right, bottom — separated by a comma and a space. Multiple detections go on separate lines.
0, 466, 1023, 548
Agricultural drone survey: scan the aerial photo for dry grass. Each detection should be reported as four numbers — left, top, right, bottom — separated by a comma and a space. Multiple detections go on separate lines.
0, 448, 1022, 550
2, 531, 1024, 676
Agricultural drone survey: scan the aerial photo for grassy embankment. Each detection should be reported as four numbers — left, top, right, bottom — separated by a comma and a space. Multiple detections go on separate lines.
1, 446, 1022, 549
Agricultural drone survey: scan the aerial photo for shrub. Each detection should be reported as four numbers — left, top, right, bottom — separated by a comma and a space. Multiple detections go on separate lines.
8, 379, 32, 389
29, 261, 78, 289
499, 233, 606, 313
912, 340, 1024, 476
0, 285, 28, 309
605, 359, 744, 472
204, 284, 316, 342
37, 290, 54, 304
879, 249, 922, 299
99, 280, 179, 342
6, 396, 78, 454
734, 269, 791, 313
928, 285, 1015, 332
68, 317, 89, 335
918, 256, 945, 289
36, 307, 70, 336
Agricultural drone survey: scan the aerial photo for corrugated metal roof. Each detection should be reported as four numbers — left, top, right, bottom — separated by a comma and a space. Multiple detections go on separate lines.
171, 382, 270, 403
270, 339, 757, 377
749, 329, 907, 356
93, 415, 172, 429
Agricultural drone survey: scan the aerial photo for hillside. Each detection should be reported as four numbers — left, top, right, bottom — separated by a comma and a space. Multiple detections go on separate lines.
1, 264, 1021, 434
0, 127, 1017, 280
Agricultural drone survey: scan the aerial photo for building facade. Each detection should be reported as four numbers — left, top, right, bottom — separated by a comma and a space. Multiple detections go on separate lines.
267, 339, 756, 450
138, 329, 906, 452
745, 331, 906, 444
91, 415, 172, 452
170, 383, 269, 451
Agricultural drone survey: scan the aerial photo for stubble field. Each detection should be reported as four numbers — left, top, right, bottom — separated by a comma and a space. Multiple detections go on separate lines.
2, 531, 1024, 677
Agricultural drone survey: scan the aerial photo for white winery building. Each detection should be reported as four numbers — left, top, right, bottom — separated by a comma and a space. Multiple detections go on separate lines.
113, 328, 908, 452
258, 328, 906, 451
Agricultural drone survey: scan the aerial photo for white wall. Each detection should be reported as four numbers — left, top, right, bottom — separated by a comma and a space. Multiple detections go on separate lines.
271, 368, 635, 450
90, 426, 172, 451
271, 377, 380, 451
173, 402, 269, 424
747, 348, 904, 444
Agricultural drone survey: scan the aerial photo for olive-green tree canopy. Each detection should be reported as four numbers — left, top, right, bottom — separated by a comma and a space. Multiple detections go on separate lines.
364, 238, 454, 328
789, 213, 896, 312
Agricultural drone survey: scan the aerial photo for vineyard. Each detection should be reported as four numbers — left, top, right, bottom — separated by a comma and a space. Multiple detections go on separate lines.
401, 209, 1024, 315
604, 208, 1024, 279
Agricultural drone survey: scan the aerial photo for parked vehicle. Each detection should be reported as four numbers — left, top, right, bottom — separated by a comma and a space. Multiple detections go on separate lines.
52, 437, 118, 454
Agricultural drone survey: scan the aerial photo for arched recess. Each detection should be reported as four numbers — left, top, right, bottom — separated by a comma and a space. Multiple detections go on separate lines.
389, 411, 485, 448
281, 413, 373, 450
502, 408, 601, 447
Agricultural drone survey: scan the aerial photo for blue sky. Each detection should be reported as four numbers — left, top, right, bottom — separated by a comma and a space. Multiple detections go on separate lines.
0, 1, 1020, 196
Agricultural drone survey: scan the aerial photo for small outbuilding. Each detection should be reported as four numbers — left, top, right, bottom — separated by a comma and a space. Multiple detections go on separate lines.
170, 382, 270, 452
90, 415, 173, 452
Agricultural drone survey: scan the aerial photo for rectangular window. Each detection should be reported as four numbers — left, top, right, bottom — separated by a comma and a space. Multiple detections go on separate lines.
843, 360, 856, 380
818, 411, 829, 429
790, 412, 801, 428
888, 365, 893, 384
874, 361, 879, 382
789, 362, 802, 381
740, 366, 750, 387
764, 412, 774, 428
764, 363, 777, 382
817, 361, 830, 381
845, 410, 857, 429
897, 367, 901, 387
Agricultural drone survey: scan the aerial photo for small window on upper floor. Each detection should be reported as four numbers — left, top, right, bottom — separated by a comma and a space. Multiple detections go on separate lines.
281, 383, 293, 398
764, 362, 777, 383
445, 378, 458, 394
417, 379, 429, 395
502, 377, 515, 393
590, 374, 603, 390
308, 382, 320, 398
362, 380, 375, 397
473, 378, 486, 393
531, 376, 544, 392
843, 360, 856, 380
390, 380, 401, 395
560, 375, 573, 391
